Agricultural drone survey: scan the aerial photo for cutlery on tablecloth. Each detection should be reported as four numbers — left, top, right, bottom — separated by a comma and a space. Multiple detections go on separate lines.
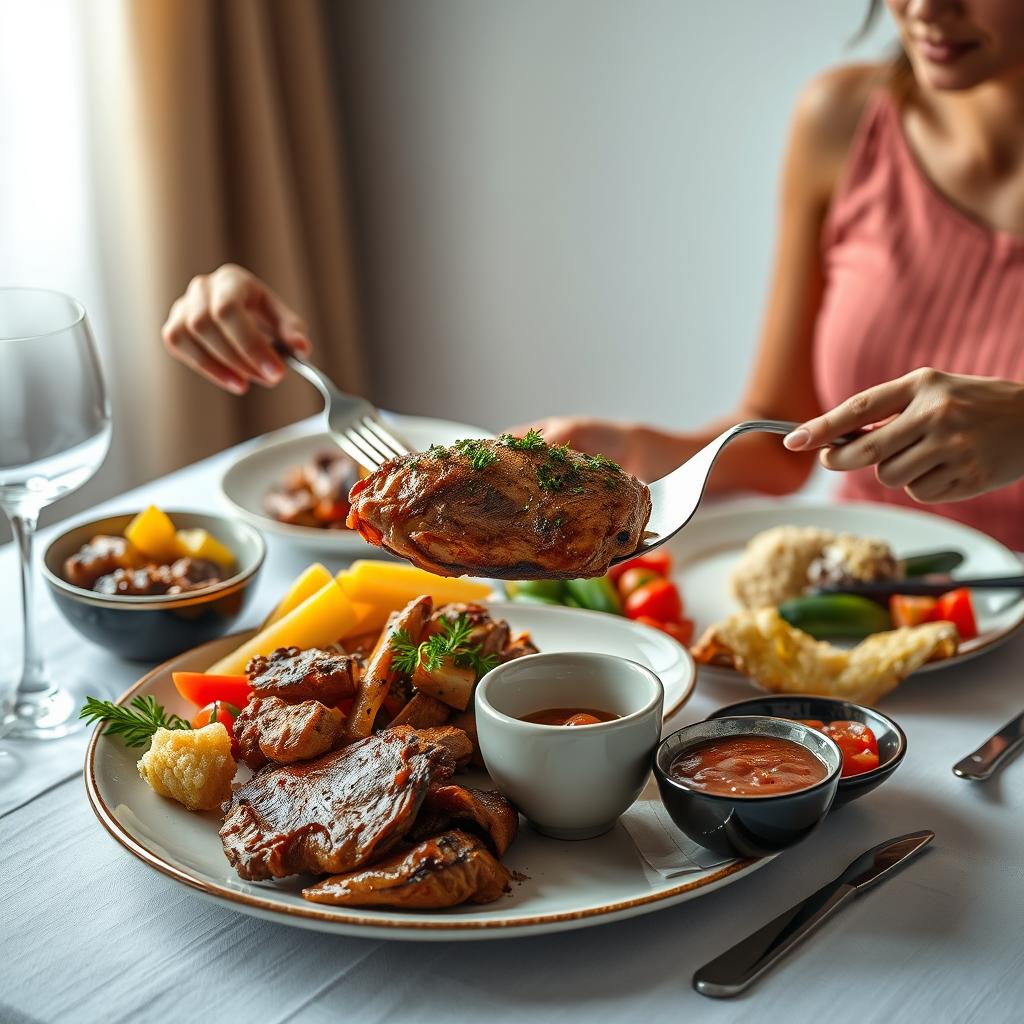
953, 710, 1024, 781
275, 341, 411, 473
812, 575, 1024, 598
692, 829, 935, 999
612, 420, 861, 568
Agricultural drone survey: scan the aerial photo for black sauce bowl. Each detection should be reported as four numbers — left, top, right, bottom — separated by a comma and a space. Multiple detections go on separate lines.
653, 717, 841, 858
706, 696, 907, 807
42, 510, 266, 662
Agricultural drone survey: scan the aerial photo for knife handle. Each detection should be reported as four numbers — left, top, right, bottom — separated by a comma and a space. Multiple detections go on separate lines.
693, 880, 856, 998
953, 709, 1024, 781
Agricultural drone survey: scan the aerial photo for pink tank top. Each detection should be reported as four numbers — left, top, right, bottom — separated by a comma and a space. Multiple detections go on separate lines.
814, 90, 1024, 549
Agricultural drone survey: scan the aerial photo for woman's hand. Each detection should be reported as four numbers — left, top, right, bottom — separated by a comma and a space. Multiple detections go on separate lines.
783, 367, 1024, 502
161, 264, 312, 394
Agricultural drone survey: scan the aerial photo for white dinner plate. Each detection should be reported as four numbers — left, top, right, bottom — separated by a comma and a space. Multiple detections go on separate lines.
219, 414, 492, 555
82, 602, 772, 941
671, 500, 1024, 682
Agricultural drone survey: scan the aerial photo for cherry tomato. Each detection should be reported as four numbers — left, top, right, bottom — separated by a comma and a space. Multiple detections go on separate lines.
889, 594, 938, 629
564, 713, 602, 727
609, 551, 673, 585
624, 579, 683, 622
933, 587, 978, 640
822, 720, 879, 758
617, 567, 660, 599
191, 701, 241, 756
172, 671, 252, 708
634, 616, 695, 646
841, 748, 880, 778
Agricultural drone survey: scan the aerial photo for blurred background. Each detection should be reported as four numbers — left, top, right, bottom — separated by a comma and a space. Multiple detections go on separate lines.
0, 0, 892, 540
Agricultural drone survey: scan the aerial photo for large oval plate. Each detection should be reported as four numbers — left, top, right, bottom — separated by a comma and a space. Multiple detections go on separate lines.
219, 414, 491, 555
673, 500, 1024, 681
84, 602, 772, 940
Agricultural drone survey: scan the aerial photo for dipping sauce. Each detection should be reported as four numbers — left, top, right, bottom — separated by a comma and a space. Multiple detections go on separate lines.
670, 735, 828, 796
520, 707, 620, 727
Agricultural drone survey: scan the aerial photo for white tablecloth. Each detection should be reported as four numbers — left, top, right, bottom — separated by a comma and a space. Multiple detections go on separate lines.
2, 433, 1023, 1024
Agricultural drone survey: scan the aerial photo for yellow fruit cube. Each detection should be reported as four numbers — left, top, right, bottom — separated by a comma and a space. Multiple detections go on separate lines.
137, 723, 236, 811
125, 505, 178, 562
175, 528, 236, 572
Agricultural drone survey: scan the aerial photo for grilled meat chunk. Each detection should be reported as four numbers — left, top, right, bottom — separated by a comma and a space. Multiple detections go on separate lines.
346, 435, 651, 579
93, 557, 221, 596
220, 726, 467, 880
389, 692, 451, 729
64, 535, 138, 589
233, 696, 345, 771
246, 646, 357, 706
411, 785, 519, 856
302, 830, 511, 908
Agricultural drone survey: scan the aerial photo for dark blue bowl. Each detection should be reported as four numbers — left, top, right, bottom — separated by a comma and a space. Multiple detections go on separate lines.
43, 510, 266, 662
706, 696, 907, 807
654, 717, 841, 858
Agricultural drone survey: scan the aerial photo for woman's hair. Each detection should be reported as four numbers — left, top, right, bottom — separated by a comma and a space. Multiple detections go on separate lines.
859, 0, 915, 102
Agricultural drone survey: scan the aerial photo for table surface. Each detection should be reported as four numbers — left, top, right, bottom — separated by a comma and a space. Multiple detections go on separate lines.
2, 430, 1023, 1024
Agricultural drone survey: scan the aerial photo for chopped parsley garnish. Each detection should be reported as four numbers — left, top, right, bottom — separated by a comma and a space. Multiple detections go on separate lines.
427, 443, 450, 461
390, 614, 499, 678
452, 438, 498, 471
582, 452, 621, 473
499, 428, 546, 451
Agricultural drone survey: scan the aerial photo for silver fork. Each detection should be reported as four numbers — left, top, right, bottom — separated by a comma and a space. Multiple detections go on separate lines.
609, 419, 860, 567
275, 343, 411, 471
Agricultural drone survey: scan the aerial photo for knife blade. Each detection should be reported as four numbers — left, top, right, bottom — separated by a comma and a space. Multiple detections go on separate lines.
693, 829, 935, 998
953, 710, 1024, 781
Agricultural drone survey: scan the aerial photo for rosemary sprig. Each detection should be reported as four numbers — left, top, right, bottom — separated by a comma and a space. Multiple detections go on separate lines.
389, 614, 498, 678
79, 695, 192, 748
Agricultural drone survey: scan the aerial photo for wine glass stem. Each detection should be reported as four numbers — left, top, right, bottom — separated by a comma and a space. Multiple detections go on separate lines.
10, 511, 48, 695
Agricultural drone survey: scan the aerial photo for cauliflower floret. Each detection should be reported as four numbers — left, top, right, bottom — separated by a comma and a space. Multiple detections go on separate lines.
137, 723, 236, 811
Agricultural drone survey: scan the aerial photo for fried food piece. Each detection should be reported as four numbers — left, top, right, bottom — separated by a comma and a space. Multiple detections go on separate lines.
692, 607, 958, 704
220, 726, 467, 880
246, 646, 358, 705
411, 785, 519, 856
346, 436, 651, 580
137, 723, 236, 812
302, 830, 511, 909
233, 696, 345, 770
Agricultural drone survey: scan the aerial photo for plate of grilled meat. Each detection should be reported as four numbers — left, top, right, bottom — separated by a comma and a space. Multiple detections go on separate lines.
79, 562, 770, 940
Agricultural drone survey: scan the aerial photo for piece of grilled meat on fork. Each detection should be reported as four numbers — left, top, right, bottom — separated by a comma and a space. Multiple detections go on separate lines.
347, 432, 651, 579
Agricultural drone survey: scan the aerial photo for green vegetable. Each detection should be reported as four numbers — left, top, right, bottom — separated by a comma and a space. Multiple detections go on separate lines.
390, 614, 498, 677
79, 695, 191, 748
506, 592, 563, 606
506, 580, 566, 602
902, 549, 965, 577
565, 576, 622, 615
778, 594, 891, 640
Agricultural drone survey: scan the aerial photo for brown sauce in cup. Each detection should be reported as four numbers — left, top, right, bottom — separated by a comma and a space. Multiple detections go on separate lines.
670, 735, 827, 796
520, 707, 620, 727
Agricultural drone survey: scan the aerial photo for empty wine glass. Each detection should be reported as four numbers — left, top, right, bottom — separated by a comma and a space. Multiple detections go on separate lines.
0, 288, 112, 739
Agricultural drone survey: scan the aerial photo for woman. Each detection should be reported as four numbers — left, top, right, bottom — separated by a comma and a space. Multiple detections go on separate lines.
162, 1, 1024, 548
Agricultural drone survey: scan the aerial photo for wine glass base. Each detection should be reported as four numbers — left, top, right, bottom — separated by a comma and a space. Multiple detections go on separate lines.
2, 676, 114, 740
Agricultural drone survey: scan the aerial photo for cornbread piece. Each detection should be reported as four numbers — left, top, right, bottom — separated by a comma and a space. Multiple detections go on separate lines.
137, 723, 236, 812
219, 726, 468, 880
233, 696, 344, 771
411, 784, 519, 856
347, 435, 651, 580
246, 646, 357, 705
302, 830, 511, 908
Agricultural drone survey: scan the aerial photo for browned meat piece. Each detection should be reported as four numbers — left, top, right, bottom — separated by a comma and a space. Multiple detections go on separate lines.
220, 726, 467, 880
389, 692, 451, 729
264, 450, 360, 529
412, 725, 474, 770
430, 603, 510, 660
502, 630, 539, 662
233, 696, 344, 770
64, 535, 138, 589
92, 557, 222, 596
346, 434, 651, 579
449, 709, 484, 767
246, 646, 358, 706
411, 785, 519, 856
302, 830, 511, 908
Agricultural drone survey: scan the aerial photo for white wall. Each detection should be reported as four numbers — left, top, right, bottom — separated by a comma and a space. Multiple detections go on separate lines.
334, 1, 893, 433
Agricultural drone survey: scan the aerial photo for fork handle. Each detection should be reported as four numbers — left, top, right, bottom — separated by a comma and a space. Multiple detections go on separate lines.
272, 340, 338, 401
735, 420, 864, 447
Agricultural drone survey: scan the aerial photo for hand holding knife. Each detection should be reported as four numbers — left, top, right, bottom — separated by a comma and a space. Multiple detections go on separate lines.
693, 830, 934, 998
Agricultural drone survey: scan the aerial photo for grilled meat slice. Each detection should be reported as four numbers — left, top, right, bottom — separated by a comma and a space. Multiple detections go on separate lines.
346, 435, 651, 579
233, 696, 345, 771
502, 630, 539, 661
220, 726, 468, 880
389, 692, 451, 729
246, 647, 357, 706
412, 725, 474, 770
302, 830, 511, 908
411, 785, 519, 856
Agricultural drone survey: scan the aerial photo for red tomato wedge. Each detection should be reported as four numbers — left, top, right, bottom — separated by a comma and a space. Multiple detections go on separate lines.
191, 701, 242, 757
841, 748, 880, 778
822, 719, 879, 757
634, 615, 695, 646
617, 567, 660, 599
890, 594, 938, 629
624, 578, 683, 622
609, 551, 672, 585
933, 587, 978, 640
173, 671, 252, 708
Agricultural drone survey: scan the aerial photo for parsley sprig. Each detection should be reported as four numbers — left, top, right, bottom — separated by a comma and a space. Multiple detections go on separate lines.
499, 428, 546, 451
452, 438, 498, 471
80, 695, 192, 748
390, 614, 500, 678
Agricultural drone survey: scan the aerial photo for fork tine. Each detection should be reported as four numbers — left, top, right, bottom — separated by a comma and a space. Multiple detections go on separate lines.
336, 430, 383, 472
361, 415, 410, 456
353, 422, 400, 464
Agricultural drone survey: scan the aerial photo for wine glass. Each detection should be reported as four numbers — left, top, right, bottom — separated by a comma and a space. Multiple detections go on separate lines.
0, 288, 112, 739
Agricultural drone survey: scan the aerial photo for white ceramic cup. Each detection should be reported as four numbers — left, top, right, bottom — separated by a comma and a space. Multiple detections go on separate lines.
475, 652, 664, 840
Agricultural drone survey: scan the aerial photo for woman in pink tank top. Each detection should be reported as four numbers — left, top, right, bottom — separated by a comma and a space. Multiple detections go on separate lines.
525, 1, 1024, 549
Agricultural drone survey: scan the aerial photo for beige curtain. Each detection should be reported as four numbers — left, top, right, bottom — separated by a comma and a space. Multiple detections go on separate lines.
85, 0, 367, 481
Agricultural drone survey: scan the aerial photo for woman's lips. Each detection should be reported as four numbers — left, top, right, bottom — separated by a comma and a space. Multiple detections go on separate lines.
914, 37, 979, 65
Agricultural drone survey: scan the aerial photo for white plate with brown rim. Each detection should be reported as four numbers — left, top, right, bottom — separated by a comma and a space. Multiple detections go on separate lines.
84, 601, 774, 940
671, 500, 1024, 682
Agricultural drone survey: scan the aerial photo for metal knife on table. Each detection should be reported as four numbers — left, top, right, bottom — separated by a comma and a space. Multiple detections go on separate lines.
953, 710, 1024, 781
693, 830, 935, 999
